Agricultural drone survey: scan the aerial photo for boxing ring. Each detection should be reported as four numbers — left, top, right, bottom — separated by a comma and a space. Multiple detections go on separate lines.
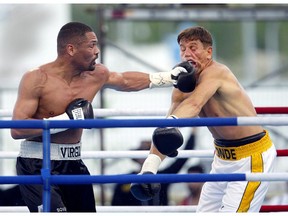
1, 107, 288, 213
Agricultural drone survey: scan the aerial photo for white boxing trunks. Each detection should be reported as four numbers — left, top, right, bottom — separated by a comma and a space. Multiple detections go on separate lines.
196, 130, 277, 212
19, 140, 81, 160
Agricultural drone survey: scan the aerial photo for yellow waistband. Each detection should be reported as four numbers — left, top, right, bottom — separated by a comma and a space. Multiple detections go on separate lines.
214, 130, 272, 161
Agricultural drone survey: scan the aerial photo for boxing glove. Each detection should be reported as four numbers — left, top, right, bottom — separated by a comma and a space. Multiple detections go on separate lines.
149, 65, 189, 88
45, 98, 94, 134
65, 98, 94, 120
152, 118, 184, 157
173, 61, 196, 93
130, 171, 161, 201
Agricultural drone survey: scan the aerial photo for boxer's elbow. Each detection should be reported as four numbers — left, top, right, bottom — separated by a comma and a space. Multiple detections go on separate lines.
11, 129, 22, 139
10, 129, 30, 140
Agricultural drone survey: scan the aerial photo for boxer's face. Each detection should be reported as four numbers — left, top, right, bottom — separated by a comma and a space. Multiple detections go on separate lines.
73, 32, 100, 71
179, 39, 212, 73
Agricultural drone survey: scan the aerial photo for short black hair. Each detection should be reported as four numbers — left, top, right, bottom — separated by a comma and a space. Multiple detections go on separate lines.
57, 22, 93, 55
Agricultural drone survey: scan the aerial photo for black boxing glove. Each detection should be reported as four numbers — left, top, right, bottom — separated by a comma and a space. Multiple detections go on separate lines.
130, 172, 161, 201
44, 98, 94, 134
65, 98, 94, 120
173, 61, 196, 93
152, 127, 183, 157
173, 61, 194, 75
152, 115, 184, 157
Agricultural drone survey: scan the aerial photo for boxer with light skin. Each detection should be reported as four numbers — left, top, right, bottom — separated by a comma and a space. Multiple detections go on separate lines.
131, 26, 277, 213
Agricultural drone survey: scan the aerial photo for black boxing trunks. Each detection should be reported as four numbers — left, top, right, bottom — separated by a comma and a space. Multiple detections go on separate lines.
16, 141, 96, 212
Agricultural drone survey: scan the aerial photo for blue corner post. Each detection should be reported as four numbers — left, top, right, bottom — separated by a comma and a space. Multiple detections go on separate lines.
41, 125, 51, 212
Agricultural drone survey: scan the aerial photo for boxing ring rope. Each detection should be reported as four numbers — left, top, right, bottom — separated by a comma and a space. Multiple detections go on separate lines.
0, 106, 288, 118
2, 205, 288, 213
1, 149, 288, 159
0, 205, 198, 213
0, 108, 288, 212
2, 172, 288, 185
0, 117, 288, 212
1, 205, 288, 213
3, 116, 288, 130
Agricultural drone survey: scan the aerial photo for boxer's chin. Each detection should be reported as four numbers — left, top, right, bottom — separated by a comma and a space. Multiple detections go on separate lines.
89, 62, 96, 71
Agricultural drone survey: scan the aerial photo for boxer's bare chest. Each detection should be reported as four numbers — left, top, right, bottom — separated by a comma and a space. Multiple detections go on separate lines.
36, 74, 101, 118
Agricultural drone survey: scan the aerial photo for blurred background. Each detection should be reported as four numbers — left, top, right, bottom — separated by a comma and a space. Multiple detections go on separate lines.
1, 3, 288, 207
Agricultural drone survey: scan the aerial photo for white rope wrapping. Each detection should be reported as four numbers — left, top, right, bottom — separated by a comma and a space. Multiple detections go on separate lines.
0, 205, 197, 212
246, 173, 288, 181
92, 108, 168, 117
98, 206, 197, 212
0, 150, 215, 159
0, 107, 287, 118
0, 109, 167, 118
238, 116, 288, 126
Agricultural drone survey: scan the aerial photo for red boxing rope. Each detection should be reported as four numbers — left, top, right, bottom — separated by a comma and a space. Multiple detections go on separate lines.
276, 149, 288, 157
261, 148, 288, 212
260, 205, 288, 212
256, 107, 288, 114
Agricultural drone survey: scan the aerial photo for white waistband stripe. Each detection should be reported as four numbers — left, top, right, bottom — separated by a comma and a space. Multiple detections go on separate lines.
19, 141, 81, 160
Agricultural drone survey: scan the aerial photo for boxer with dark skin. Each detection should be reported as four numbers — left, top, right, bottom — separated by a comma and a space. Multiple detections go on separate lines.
10, 22, 189, 212
11, 28, 169, 143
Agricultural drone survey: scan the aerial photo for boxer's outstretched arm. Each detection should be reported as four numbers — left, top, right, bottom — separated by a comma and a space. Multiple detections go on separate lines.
104, 66, 187, 91
105, 71, 150, 91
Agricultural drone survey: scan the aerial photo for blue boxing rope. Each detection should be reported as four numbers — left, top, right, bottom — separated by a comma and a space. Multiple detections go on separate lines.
1, 116, 288, 129
0, 173, 245, 185
47, 173, 288, 184
58, 173, 288, 183
0, 117, 237, 129
1, 173, 288, 185
0, 176, 42, 184
1, 116, 288, 212
51, 173, 245, 184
